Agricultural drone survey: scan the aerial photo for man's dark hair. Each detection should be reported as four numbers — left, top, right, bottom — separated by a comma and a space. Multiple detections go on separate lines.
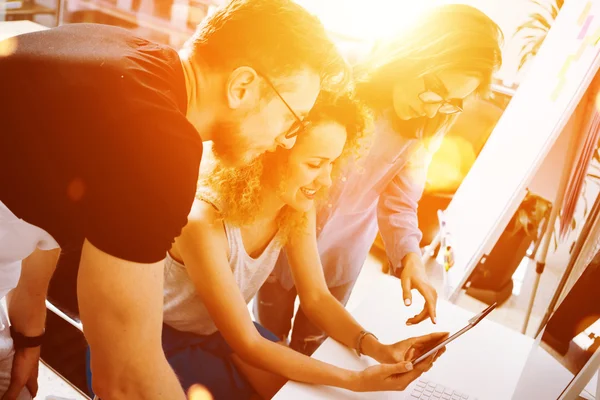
186, 0, 349, 89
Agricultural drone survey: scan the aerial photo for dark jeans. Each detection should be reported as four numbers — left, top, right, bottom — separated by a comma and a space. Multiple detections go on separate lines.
161, 323, 278, 400
254, 276, 356, 356
86, 322, 279, 400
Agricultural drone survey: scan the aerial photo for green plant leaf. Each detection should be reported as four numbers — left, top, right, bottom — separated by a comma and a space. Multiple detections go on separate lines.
530, 36, 545, 55
530, 12, 552, 30
519, 40, 535, 56
518, 36, 546, 70
592, 148, 600, 164
519, 55, 532, 71
550, 2, 559, 20
515, 20, 549, 36
531, 0, 554, 19
519, 36, 540, 53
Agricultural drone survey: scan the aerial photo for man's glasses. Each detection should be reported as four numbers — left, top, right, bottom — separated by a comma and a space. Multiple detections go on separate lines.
418, 74, 463, 115
259, 73, 311, 139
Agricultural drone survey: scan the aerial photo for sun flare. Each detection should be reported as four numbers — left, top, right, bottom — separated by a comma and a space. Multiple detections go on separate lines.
295, 0, 434, 42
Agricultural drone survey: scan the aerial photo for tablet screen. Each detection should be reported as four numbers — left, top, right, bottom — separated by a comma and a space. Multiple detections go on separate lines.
413, 302, 497, 365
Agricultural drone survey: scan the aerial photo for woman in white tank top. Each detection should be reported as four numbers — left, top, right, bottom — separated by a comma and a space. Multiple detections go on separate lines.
162, 92, 449, 399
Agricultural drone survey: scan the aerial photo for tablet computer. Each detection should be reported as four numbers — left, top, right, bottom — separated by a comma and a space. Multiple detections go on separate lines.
413, 302, 497, 365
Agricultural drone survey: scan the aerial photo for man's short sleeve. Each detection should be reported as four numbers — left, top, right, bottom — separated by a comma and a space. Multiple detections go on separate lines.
83, 112, 202, 264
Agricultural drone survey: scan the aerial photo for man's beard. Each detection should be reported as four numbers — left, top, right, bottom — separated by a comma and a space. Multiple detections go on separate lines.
210, 120, 256, 167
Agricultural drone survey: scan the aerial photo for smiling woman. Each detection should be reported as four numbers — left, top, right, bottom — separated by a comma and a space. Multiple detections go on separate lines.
200, 90, 369, 240
155, 91, 429, 400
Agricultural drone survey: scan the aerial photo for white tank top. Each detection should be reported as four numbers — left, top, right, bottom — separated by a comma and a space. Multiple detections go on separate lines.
163, 218, 283, 336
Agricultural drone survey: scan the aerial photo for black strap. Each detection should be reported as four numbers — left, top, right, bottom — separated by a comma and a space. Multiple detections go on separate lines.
10, 326, 45, 349
197, 194, 221, 212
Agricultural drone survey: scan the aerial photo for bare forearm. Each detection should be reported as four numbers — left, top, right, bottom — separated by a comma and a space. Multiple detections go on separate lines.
302, 295, 388, 362
6, 288, 46, 336
241, 337, 357, 390
7, 248, 60, 336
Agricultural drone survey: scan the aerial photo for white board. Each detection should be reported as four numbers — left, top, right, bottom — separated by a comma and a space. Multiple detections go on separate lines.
438, 0, 600, 301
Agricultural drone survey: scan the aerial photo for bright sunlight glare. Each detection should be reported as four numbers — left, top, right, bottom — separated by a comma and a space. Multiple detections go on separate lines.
187, 384, 213, 400
0, 37, 17, 57
295, 0, 435, 42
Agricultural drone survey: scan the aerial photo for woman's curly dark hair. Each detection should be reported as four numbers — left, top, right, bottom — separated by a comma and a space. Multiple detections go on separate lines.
198, 90, 373, 244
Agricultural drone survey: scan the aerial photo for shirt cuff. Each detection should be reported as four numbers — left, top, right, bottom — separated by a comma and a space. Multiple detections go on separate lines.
389, 237, 422, 275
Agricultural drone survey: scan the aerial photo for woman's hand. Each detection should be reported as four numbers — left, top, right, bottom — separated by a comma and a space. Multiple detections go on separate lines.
351, 350, 442, 392
399, 253, 438, 325
371, 332, 449, 365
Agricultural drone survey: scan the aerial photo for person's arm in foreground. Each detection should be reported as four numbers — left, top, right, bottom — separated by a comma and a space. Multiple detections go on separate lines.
78, 240, 186, 400
177, 200, 423, 392
287, 207, 448, 366
3, 247, 60, 400
378, 143, 439, 324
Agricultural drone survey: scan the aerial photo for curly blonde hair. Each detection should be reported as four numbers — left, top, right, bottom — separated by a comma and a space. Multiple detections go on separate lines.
199, 91, 372, 243
197, 154, 264, 226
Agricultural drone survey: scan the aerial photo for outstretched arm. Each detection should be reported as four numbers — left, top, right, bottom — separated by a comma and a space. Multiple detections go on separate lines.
175, 200, 419, 392
286, 207, 391, 361
287, 207, 448, 367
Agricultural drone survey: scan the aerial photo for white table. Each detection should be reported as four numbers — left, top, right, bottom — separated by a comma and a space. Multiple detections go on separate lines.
274, 275, 535, 400
0, 20, 46, 41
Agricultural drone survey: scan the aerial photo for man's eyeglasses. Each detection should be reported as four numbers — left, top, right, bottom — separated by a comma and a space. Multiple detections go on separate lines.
418, 74, 464, 115
259, 73, 311, 139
